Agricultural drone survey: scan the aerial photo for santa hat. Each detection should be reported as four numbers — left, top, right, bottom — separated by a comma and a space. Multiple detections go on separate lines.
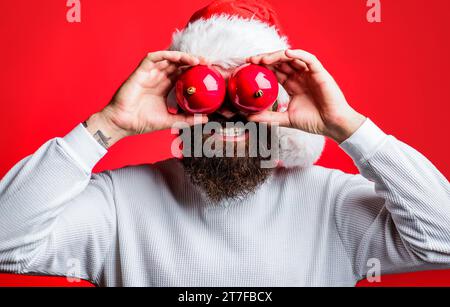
169, 0, 325, 168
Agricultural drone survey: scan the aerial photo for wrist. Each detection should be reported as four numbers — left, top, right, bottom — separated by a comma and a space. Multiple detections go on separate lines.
325, 109, 367, 144
84, 111, 129, 149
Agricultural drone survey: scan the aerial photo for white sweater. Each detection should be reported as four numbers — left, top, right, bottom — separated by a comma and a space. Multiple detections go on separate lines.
0, 119, 449, 287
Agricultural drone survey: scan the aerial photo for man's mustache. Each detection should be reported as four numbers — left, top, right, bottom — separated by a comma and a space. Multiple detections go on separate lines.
207, 113, 249, 127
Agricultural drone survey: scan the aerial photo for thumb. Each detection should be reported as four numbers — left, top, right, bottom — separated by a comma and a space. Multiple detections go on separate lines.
167, 114, 209, 128
247, 111, 291, 128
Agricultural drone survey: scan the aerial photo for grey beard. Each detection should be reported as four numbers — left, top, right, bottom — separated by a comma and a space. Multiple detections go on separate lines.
181, 155, 273, 203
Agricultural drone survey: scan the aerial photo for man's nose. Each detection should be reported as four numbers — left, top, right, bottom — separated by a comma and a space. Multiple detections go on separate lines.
216, 109, 237, 119
215, 98, 238, 119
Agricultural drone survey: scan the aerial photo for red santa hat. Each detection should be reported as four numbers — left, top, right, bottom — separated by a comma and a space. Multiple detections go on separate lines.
169, 0, 325, 168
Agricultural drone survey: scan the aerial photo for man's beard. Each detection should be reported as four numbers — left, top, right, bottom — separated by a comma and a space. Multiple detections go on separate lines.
181, 115, 274, 203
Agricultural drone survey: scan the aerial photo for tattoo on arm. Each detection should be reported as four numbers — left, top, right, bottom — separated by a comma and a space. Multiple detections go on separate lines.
93, 131, 112, 149
83, 121, 112, 149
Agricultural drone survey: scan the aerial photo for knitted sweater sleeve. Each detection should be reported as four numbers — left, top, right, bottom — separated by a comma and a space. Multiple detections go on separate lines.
0, 125, 115, 284
334, 119, 450, 279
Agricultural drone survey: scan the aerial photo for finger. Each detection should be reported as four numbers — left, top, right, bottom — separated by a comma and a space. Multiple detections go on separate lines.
146, 68, 170, 88
198, 56, 212, 66
284, 77, 305, 94
139, 55, 165, 72
162, 63, 181, 76
247, 50, 286, 65
247, 53, 269, 64
247, 55, 263, 65
285, 49, 324, 73
272, 63, 307, 87
287, 59, 308, 72
147, 51, 200, 66
147, 61, 184, 83
250, 53, 308, 78
274, 70, 289, 85
178, 53, 201, 66
134, 63, 179, 93
260, 64, 289, 85
165, 67, 187, 84
167, 114, 209, 127
260, 51, 291, 66
147, 51, 183, 63
155, 60, 171, 71
155, 62, 190, 85
247, 111, 291, 127
275, 62, 296, 75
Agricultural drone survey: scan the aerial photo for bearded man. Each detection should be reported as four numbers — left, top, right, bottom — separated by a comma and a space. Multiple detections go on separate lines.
1, 0, 449, 287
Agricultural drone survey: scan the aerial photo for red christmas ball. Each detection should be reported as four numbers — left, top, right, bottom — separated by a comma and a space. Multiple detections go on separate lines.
175, 65, 226, 115
228, 64, 279, 114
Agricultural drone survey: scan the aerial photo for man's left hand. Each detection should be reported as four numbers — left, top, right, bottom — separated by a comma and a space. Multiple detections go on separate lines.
247, 49, 366, 144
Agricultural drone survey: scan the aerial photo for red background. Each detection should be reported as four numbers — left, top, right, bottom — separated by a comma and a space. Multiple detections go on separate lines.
0, 0, 449, 287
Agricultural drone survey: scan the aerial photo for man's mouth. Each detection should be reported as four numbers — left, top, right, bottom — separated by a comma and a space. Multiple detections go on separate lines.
214, 127, 249, 142
207, 114, 250, 142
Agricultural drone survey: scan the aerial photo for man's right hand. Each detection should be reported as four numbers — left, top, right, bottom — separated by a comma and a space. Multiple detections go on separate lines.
84, 51, 208, 149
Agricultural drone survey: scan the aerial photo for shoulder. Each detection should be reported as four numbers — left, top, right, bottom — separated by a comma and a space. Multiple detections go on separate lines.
101, 158, 185, 188
274, 165, 371, 200
276, 165, 358, 185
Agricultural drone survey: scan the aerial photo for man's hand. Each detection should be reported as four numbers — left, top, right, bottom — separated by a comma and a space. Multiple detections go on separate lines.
247, 49, 366, 144
85, 51, 208, 148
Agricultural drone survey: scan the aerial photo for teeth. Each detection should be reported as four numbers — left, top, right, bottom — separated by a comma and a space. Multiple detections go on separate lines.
218, 128, 245, 137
